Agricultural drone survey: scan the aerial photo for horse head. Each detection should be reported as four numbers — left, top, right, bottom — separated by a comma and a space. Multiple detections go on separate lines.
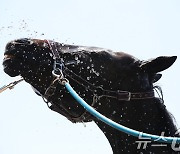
3, 38, 178, 153
3, 38, 177, 123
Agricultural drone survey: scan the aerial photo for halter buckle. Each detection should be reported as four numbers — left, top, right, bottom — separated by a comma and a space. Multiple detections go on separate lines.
117, 91, 131, 101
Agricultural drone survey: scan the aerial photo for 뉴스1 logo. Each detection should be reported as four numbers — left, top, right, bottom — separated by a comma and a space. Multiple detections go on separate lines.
135, 129, 180, 151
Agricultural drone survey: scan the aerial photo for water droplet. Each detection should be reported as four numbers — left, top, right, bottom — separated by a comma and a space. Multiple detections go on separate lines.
75, 55, 79, 60
112, 111, 116, 114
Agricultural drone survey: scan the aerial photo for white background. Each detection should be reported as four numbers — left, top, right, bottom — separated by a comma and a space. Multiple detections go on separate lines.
0, 0, 180, 153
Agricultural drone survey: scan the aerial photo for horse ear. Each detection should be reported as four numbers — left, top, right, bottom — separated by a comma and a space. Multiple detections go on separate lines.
140, 56, 177, 73
151, 73, 162, 83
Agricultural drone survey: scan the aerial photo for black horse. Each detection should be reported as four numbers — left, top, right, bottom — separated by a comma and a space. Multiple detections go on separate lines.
3, 38, 179, 153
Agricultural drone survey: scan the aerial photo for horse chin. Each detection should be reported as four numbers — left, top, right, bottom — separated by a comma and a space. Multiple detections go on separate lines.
3, 66, 20, 77
3, 58, 21, 77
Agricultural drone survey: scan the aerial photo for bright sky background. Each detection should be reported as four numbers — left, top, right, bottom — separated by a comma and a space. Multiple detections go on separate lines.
0, 0, 180, 154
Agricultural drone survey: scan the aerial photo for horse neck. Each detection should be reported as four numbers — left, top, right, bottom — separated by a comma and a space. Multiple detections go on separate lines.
94, 98, 178, 153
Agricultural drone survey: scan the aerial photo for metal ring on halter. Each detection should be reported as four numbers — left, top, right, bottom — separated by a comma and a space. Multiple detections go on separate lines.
59, 78, 69, 85
52, 69, 69, 85
52, 69, 64, 78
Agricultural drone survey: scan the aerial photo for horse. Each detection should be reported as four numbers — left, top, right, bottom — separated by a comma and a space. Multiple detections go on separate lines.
3, 38, 179, 153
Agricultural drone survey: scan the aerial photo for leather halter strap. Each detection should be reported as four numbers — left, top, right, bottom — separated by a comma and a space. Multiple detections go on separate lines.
46, 40, 61, 59
63, 67, 155, 101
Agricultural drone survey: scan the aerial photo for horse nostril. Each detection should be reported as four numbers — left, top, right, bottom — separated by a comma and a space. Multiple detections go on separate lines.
15, 38, 32, 45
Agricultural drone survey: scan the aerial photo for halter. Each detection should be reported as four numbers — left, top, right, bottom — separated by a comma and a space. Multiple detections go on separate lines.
44, 40, 96, 122
44, 40, 155, 123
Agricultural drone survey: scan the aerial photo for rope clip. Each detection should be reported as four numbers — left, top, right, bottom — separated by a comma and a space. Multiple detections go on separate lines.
52, 69, 68, 85
0, 78, 24, 94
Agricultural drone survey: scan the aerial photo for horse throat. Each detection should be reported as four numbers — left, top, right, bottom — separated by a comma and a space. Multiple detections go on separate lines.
94, 98, 178, 153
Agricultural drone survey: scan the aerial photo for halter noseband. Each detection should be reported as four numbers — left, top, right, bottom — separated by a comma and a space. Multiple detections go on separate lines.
44, 40, 155, 122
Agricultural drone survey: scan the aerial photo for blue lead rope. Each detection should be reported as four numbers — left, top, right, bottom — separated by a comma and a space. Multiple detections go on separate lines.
65, 82, 180, 144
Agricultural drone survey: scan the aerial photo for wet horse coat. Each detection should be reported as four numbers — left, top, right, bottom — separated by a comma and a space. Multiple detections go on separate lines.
3, 38, 179, 153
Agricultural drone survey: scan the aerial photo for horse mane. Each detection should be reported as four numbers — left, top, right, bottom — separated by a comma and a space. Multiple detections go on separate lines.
153, 85, 178, 134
